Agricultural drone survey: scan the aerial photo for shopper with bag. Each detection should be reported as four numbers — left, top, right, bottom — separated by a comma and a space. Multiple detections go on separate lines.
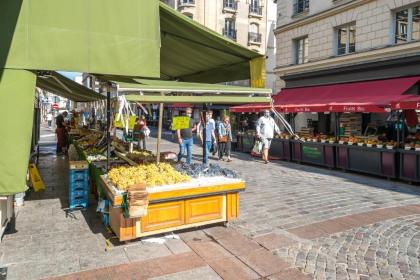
217, 116, 233, 162
256, 109, 281, 164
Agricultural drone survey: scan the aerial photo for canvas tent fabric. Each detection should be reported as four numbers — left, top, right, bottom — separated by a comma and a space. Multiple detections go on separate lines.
159, 3, 264, 83
231, 77, 420, 113
112, 78, 271, 104
0, 69, 37, 195
0, 0, 160, 78
36, 72, 105, 102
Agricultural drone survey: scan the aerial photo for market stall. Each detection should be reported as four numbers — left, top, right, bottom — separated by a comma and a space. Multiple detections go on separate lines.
230, 76, 420, 180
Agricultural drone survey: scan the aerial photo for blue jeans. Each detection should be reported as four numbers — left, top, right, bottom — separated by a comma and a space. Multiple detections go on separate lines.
178, 138, 193, 164
204, 141, 212, 164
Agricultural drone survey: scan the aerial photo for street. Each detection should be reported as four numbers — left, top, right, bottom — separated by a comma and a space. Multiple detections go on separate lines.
1, 127, 419, 280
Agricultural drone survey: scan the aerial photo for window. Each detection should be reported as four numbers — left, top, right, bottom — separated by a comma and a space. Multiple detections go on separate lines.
223, 19, 236, 40
224, 0, 237, 10
395, 5, 420, 43
293, 0, 309, 15
294, 36, 309, 64
336, 24, 356, 55
249, 23, 261, 43
178, 0, 194, 6
249, 0, 262, 15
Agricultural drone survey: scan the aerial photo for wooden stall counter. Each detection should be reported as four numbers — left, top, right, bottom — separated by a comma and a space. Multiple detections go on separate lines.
100, 175, 245, 241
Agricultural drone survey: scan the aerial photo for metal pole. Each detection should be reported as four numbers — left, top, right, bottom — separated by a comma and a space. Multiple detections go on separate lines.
156, 102, 164, 164
202, 105, 208, 163
106, 90, 111, 172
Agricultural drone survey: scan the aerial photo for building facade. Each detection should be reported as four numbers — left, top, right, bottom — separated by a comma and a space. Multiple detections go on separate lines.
162, 0, 268, 55
275, 0, 420, 89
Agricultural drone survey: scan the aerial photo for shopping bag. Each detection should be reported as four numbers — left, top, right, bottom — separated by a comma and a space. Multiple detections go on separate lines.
251, 140, 262, 156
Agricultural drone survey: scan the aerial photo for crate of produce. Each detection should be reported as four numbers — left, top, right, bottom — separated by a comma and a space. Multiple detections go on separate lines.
69, 197, 89, 209
69, 160, 89, 170
69, 169, 89, 182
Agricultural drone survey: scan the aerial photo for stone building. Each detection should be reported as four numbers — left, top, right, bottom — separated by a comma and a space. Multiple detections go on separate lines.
274, 0, 420, 131
275, 0, 420, 88
162, 0, 268, 55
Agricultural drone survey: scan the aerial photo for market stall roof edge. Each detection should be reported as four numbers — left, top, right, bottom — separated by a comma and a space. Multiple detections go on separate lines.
230, 76, 420, 113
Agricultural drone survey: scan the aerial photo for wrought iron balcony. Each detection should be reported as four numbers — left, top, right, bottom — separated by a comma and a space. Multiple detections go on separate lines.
249, 5, 263, 16
248, 32, 262, 44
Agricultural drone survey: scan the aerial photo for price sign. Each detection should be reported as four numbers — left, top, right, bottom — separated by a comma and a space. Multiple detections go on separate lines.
114, 114, 137, 129
172, 116, 190, 130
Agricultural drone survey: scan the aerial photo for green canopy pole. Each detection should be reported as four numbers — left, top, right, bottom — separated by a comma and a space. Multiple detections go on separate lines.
106, 90, 111, 172
156, 102, 164, 164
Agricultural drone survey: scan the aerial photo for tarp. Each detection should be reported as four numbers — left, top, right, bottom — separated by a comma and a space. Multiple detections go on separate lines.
37, 72, 105, 102
0, 69, 36, 195
0, 0, 160, 77
391, 95, 420, 110
159, 3, 263, 83
232, 77, 420, 113
114, 78, 271, 104
117, 79, 272, 95
230, 103, 271, 113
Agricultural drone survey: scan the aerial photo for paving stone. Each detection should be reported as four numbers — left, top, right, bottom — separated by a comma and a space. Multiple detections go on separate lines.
164, 238, 192, 255
185, 240, 234, 261
149, 265, 222, 280
155, 252, 207, 275
207, 257, 260, 280
237, 248, 290, 277
253, 232, 298, 251
124, 243, 172, 262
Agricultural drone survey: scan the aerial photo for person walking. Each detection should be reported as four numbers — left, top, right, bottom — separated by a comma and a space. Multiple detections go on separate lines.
133, 116, 148, 150
217, 116, 233, 162
55, 111, 68, 155
47, 112, 53, 128
177, 108, 196, 164
199, 111, 217, 165
256, 109, 280, 164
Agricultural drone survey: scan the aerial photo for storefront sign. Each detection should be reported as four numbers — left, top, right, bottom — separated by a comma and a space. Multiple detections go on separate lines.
302, 145, 322, 161
172, 116, 190, 130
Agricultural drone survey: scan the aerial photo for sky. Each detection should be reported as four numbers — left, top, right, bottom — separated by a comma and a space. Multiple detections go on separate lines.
58, 71, 81, 80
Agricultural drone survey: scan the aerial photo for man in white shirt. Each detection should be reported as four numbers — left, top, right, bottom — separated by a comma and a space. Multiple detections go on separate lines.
256, 109, 281, 164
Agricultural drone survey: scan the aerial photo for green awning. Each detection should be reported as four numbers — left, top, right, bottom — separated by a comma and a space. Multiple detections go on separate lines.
0, 69, 36, 195
159, 3, 263, 83
114, 78, 271, 104
1, 0, 160, 77
36, 72, 105, 102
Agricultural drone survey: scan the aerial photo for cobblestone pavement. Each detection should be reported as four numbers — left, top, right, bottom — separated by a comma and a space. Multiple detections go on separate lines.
2, 130, 420, 279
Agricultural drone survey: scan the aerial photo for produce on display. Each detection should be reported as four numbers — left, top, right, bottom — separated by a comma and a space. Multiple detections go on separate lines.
126, 150, 156, 164
108, 163, 190, 190
174, 163, 238, 179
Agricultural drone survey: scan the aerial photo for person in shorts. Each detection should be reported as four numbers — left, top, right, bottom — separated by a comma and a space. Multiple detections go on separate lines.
256, 109, 280, 164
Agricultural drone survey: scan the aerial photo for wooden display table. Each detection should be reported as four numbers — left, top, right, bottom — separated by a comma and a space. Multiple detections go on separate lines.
100, 175, 245, 241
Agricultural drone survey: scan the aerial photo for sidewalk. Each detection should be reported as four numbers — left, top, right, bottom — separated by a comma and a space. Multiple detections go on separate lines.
1, 128, 420, 279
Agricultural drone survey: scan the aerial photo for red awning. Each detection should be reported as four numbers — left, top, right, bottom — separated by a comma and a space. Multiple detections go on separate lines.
167, 103, 192, 109
391, 95, 420, 110
274, 76, 420, 113
229, 103, 270, 113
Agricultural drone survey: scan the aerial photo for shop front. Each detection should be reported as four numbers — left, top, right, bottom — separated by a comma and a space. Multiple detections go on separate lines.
230, 76, 420, 181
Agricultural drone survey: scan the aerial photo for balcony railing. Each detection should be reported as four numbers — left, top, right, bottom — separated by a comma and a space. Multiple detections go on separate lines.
293, 0, 309, 15
223, 28, 237, 41
178, 0, 195, 7
249, 5, 263, 16
248, 32, 262, 43
223, 0, 238, 11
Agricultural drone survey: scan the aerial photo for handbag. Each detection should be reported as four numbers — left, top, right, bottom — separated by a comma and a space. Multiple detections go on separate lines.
219, 135, 228, 143
251, 140, 263, 156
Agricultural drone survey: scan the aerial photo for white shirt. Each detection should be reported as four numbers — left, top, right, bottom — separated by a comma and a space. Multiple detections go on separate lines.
256, 116, 280, 139
47, 114, 53, 121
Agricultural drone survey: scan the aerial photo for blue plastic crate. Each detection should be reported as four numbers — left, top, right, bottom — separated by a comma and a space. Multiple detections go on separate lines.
69, 170, 89, 182
69, 190, 89, 200
69, 180, 89, 191
69, 198, 88, 209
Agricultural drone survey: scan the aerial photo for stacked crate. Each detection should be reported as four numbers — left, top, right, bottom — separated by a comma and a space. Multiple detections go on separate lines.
69, 161, 89, 209
340, 113, 362, 136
